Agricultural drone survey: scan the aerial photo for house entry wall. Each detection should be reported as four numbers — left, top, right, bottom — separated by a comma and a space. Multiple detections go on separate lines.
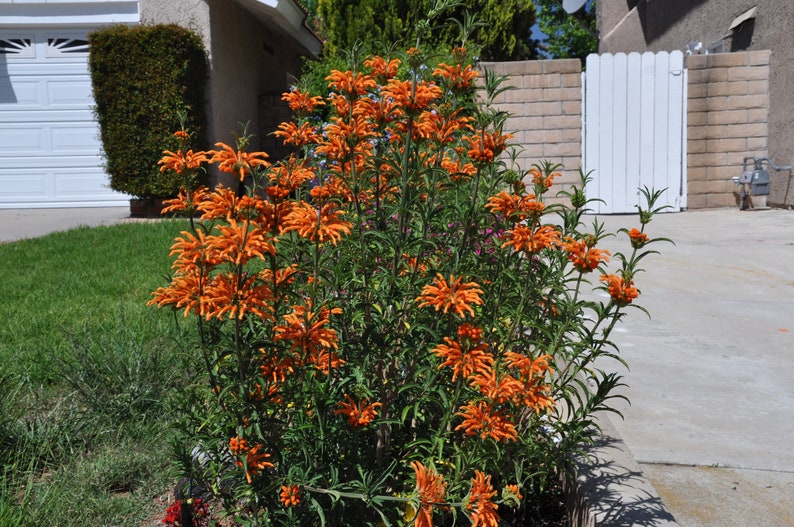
686, 51, 771, 209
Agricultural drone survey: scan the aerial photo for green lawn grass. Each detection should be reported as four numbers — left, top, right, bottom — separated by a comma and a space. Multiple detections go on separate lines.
0, 221, 188, 381
0, 219, 194, 527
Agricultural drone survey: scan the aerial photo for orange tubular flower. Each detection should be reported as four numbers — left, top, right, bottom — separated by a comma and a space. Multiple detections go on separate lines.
416, 274, 484, 318
432, 337, 493, 382
282, 202, 352, 245
201, 272, 275, 321
562, 237, 610, 273
327, 113, 378, 144
468, 471, 500, 527
207, 219, 277, 265
273, 302, 342, 356
529, 167, 561, 192
504, 352, 555, 413
411, 461, 448, 527
260, 264, 298, 293
325, 69, 377, 96
502, 224, 561, 254
415, 109, 473, 144
273, 121, 322, 147
258, 352, 294, 393
229, 436, 248, 455
158, 148, 208, 174
433, 62, 479, 90
209, 142, 270, 182
281, 88, 325, 114
195, 185, 238, 220
167, 229, 219, 272
441, 157, 477, 182
316, 115, 377, 165
363, 55, 401, 80
485, 191, 544, 221
462, 131, 512, 164
309, 349, 345, 375
455, 401, 518, 442
600, 273, 639, 305
382, 78, 442, 114
148, 270, 205, 317
161, 186, 209, 215
628, 227, 649, 248
309, 175, 354, 203
485, 190, 521, 217
235, 443, 274, 484
267, 156, 316, 200
457, 323, 483, 341
280, 485, 302, 507
504, 484, 523, 503
469, 368, 524, 405
334, 394, 381, 427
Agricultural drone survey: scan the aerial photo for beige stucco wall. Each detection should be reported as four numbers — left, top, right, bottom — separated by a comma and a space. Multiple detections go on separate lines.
139, 0, 211, 49
598, 0, 794, 207
206, 0, 308, 184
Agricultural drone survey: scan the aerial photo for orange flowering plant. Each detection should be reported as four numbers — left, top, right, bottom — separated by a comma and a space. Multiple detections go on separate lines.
150, 44, 669, 526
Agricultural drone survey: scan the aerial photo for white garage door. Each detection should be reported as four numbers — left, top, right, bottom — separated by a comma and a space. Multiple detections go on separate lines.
0, 30, 128, 208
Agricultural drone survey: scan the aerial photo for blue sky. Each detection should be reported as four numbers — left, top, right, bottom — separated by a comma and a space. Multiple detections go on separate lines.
531, 0, 595, 58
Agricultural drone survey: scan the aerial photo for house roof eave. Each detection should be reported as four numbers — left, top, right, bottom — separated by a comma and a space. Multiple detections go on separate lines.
233, 0, 322, 57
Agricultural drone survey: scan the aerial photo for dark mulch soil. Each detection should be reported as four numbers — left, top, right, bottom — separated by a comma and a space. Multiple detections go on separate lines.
502, 479, 570, 527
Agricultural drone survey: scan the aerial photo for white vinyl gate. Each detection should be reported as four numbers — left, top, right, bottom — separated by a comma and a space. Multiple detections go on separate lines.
583, 51, 687, 214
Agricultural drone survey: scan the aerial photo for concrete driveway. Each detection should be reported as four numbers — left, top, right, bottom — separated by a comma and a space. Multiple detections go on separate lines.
592, 208, 794, 527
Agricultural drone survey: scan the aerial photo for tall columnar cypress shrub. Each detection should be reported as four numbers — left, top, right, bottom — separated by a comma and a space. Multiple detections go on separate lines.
89, 24, 208, 199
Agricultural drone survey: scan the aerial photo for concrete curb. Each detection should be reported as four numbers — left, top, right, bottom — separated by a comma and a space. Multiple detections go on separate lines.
565, 413, 680, 527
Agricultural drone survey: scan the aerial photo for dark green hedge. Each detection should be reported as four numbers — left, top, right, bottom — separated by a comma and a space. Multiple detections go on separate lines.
89, 24, 208, 199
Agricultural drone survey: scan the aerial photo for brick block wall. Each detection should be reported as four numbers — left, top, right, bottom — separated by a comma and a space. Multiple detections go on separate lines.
478, 60, 583, 195
686, 51, 770, 208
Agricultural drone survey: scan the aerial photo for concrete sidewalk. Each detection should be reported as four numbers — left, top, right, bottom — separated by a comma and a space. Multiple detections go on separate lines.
0, 206, 131, 243
2, 205, 793, 526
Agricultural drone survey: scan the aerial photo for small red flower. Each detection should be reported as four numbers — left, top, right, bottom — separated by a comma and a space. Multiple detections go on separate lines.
162, 498, 209, 527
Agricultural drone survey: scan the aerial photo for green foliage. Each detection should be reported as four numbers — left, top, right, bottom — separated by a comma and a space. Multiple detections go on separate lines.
88, 24, 208, 199
316, 0, 539, 60
536, 0, 597, 60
